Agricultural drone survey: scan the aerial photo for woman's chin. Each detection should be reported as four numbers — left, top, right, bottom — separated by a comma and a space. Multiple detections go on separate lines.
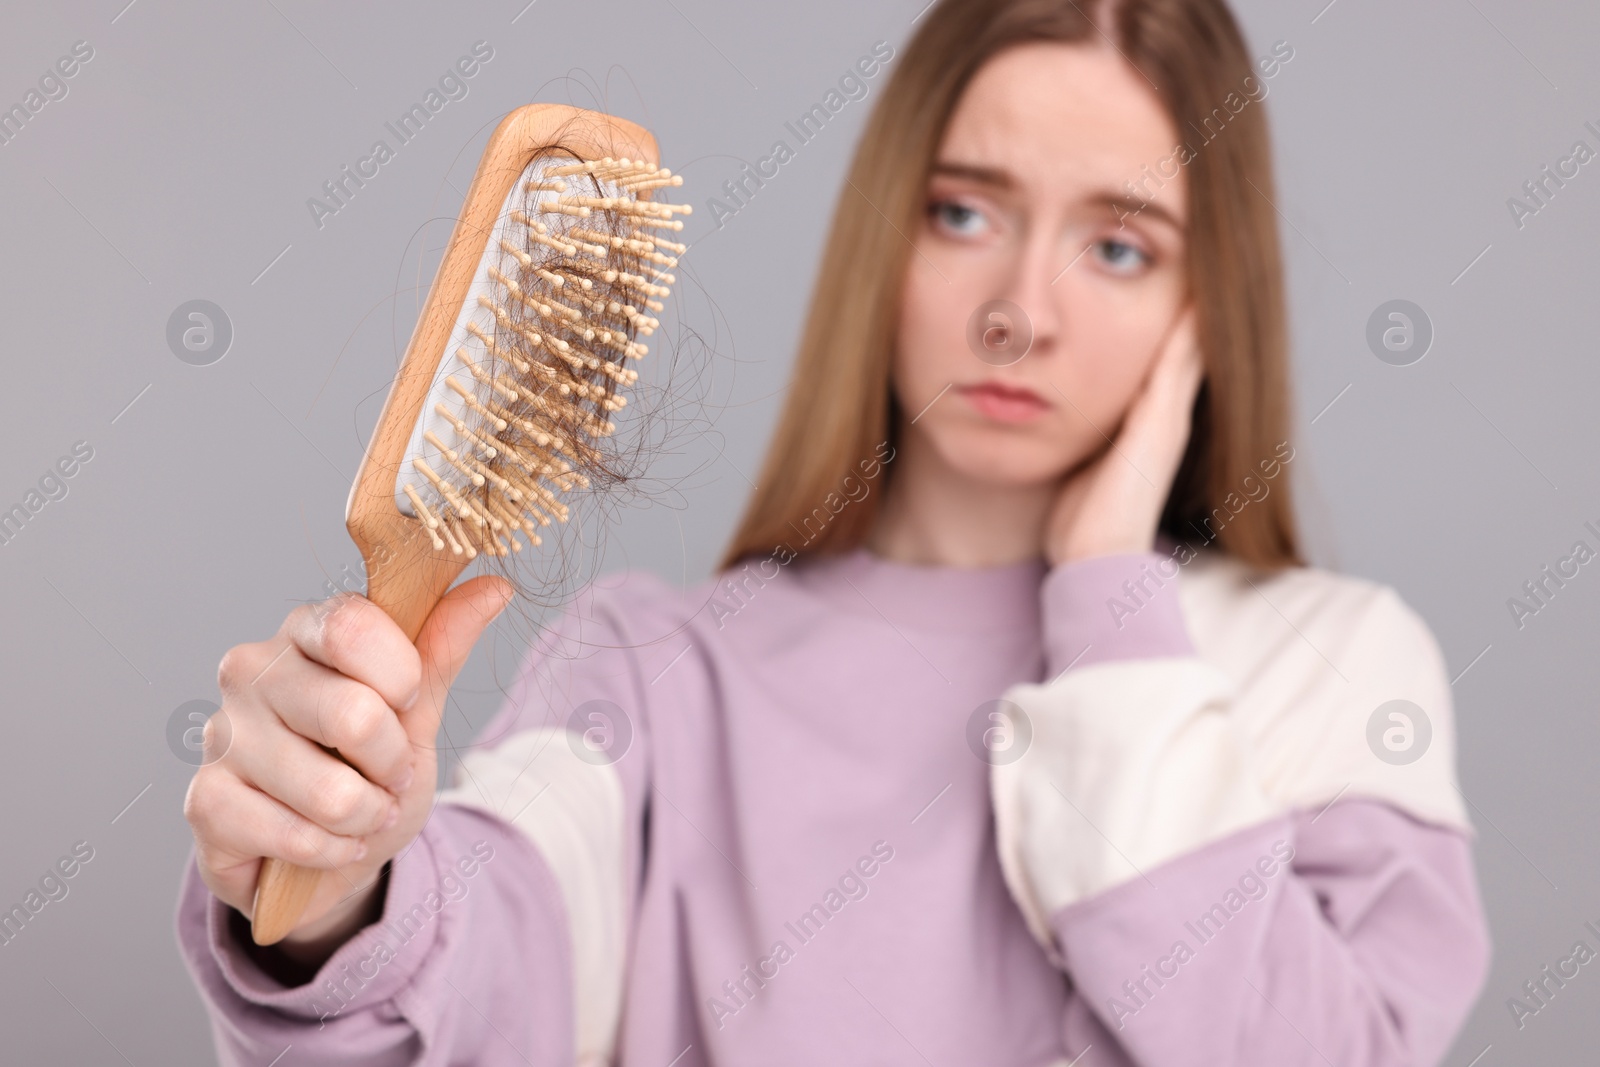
934, 434, 1085, 492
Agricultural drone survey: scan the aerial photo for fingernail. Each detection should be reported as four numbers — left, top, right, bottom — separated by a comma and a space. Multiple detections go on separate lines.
401, 686, 420, 712
394, 767, 414, 794
381, 804, 400, 832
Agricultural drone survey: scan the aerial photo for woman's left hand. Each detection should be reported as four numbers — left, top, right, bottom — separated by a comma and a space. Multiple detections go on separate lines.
1045, 304, 1204, 566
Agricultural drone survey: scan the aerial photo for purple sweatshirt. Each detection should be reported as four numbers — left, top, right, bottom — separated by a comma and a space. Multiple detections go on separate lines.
176, 542, 1491, 1065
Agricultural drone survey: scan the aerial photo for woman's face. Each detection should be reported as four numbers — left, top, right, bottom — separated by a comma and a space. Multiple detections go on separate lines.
893, 42, 1190, 489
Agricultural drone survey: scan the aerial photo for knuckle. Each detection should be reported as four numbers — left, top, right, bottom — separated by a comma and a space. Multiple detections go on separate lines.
282, 600, 318, 632
320, 595, 378, 663
200, 712, 228, 759
216, 644, 259, 693
324, 688, 386, 750
311, 767, 369, 828
181, 773, 211, 831
275, 820, 330, 867
183, 770, 228, 839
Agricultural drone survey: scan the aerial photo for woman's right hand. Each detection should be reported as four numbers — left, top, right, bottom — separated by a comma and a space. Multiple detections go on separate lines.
183, 575, 513, 964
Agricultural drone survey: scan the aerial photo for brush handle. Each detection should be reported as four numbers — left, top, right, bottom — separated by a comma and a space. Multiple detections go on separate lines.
249, 535, 466, 946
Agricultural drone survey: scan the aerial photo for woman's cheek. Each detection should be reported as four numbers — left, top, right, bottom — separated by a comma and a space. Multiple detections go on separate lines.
1089, 361, 1149, 432
897, 272, 966, 389
1065, 310, 1166, 420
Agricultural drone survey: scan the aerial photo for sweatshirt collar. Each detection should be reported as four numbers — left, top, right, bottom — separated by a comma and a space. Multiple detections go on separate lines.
791, 546, 1048, 635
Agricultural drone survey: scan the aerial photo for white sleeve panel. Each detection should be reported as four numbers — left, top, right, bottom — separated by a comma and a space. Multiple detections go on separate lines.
992, 551, 1472, 952
991, 655, 1283, 949
438, 727, 626, 1067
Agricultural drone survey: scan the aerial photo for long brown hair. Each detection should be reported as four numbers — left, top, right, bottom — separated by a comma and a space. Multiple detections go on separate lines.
718, 0, 1303, 571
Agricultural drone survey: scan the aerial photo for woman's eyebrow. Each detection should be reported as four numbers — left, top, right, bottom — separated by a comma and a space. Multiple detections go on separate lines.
930, 160, 1015, 188
931, 163, 1186, 231
1085, 191, 1185, 232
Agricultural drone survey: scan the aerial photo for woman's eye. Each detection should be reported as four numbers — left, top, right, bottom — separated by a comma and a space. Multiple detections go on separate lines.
1093, 238, 1151, 274
930, 199, 989, 237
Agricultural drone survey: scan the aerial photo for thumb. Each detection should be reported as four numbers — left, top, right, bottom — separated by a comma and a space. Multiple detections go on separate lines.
403, 575, 514, 743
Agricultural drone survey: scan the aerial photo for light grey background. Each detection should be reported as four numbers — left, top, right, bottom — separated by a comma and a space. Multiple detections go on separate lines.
0, 0, 1594, 1062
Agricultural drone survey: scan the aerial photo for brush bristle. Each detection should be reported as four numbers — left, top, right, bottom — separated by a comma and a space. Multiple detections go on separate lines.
395, 154, 690, 558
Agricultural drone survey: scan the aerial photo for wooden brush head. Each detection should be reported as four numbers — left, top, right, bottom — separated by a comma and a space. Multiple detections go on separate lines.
345, 104, 688, 639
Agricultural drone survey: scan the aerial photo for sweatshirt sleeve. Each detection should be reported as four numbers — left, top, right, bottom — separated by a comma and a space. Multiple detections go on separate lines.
175, 803, 575, 1066
990, 551, 1491, 1066
174, 576, 661, 1066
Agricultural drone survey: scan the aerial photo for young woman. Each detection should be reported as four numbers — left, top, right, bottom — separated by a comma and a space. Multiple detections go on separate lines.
178, 0, 1490, 1063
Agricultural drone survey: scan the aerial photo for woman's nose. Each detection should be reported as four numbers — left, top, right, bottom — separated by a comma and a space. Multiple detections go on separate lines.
996, 229, 1062, 358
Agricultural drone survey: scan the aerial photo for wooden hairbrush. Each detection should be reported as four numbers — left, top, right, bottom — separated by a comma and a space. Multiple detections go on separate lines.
249, 103, 689, 945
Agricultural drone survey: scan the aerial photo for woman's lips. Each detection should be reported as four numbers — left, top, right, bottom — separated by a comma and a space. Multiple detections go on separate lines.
956, 380, 1050, 423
